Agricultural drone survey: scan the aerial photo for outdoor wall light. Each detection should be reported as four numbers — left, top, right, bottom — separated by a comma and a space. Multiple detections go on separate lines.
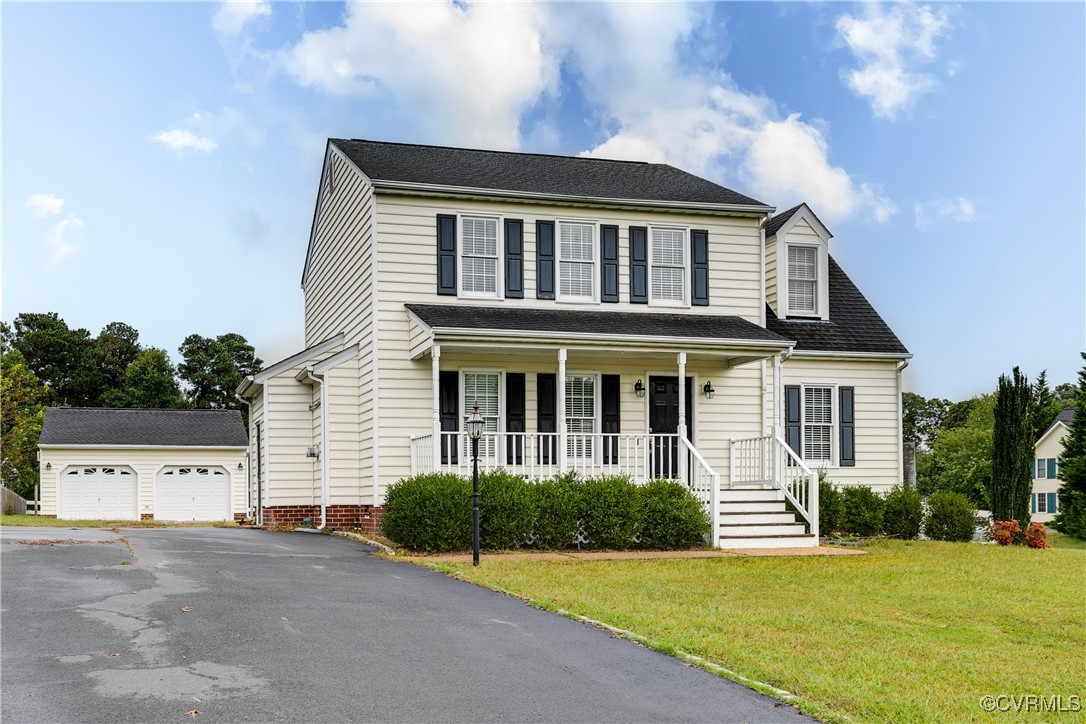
634, 379, 646, 398
703, 381, 716, 400
45, 462, 51, 470
238, 463, 244, 470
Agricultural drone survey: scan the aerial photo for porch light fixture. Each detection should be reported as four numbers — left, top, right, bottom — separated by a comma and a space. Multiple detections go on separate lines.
634, 379, 646, 398
467, 402, 484, 566
238, 463, 244, 470
45, 462, 51, 471
703, 381, 715, 400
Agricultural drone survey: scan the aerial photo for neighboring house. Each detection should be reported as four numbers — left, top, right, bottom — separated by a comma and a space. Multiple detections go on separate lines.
37, 408, 248, 522
237, 140, 910, 547
1031, 408, 1073, 524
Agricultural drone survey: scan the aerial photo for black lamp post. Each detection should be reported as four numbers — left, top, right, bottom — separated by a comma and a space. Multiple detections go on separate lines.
467, 402, 485, 566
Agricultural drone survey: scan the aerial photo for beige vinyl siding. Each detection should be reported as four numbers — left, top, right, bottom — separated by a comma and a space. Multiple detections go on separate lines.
780, 357, 902, 491
263, 374, 320, 505
765, 238, 777, 315
304, 150, 376, 348
38, 448, 246, 519
1031, 425, 1068, 523
787, 218, 822, 244
247, 389, 265, 513
325, 356, 363, 505
374, 348, 764, 496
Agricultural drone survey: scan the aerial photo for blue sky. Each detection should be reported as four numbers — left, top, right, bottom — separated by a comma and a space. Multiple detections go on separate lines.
3, 1, 1083, 401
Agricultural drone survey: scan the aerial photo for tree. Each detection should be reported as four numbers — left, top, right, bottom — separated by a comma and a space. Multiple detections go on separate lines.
990, 367, 1033, 523
101, 349, 187, 409
903, 392, 949, 451
8, 312, 102, 406
941, 398, 978, 430
1056, 382, 1078, 409
919, 394, 994, 507
95, 322, 141, 401
177, 333, 262, 410
1054, 353, 1086, 539
1030, 370, 1062, 443
1, 351, 52, 499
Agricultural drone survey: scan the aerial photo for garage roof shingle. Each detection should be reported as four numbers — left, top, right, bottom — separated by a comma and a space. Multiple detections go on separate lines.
39, 408, 249, 447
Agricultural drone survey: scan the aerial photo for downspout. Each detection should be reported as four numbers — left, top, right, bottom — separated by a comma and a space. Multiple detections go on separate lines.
759, 213, 769, 435
302, 368, 329, 530
234, 393, 253, 519
896, 359, 910, 483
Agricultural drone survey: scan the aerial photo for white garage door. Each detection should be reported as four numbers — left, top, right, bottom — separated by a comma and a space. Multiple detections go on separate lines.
60, 466, 138, 520
155, 467, 231, 522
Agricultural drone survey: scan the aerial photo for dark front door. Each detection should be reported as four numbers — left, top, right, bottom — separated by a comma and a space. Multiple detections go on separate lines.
649, 376, 693, 478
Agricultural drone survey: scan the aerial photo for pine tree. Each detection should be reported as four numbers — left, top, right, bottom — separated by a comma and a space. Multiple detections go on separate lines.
1054, 354, 1086, 539
990, 367, 1033, 523
1031, 370, 1062, 442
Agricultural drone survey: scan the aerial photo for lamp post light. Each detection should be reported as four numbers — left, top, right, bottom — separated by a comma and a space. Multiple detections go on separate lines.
466, 402, 485, 566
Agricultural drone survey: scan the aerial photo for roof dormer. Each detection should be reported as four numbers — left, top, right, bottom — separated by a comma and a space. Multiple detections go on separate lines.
765, 203, 832, 321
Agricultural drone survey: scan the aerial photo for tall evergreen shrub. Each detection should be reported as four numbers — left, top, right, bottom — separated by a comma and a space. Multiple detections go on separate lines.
990, 367, 1033, 522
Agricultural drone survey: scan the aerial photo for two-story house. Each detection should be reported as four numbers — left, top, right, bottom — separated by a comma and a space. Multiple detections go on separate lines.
236, 140, 910, 548
1031, 408, 1072, 524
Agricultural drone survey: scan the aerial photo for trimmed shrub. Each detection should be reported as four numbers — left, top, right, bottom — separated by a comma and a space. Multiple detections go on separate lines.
382, 472, 471, 552
883, 486, 923, 540
989, 519, 1022, 546
1024, 522, 1050, 549
530, 476, 581, 549
924, 491, 976, 542
478, 470, 536, 550
838, 485, 885, 537
818, 472, 842, 535
638, 479, 711, 549
576, 475, 639, 549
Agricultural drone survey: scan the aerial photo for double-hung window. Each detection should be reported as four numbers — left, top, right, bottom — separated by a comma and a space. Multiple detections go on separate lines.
1036, 493, 1048, 514
788, 245, 818, 315
463, 371, 501, 460
1036, 458, 1047, 479
803, 386, 834, 463
649, 226, 687, 306
565, 374, 597, 458
557, 221, 596, 302
460, 216, 501, 299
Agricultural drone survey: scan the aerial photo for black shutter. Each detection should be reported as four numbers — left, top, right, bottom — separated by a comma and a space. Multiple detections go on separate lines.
629, 226, 648, 303
537, 373, 557, 464
839, 387, 855, 467
600, 225, 619, 303
601, 374, 621, 463
536, 220, 555, 299
506, 373, 525, 465
439, 371, 459, 464
691, 229, 709, 306
504, 219, 524, 299
437, 215, 457, 296
785, 385, 801, 458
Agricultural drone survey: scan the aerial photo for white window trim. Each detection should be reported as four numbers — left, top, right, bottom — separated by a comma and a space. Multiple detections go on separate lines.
457, 213, 504, 301
1036, 492, 1047, 514
785, 242, 826, 318
459, 368, 504, 463
556, 219, 600, 304
648, 225, 691, 308
800, 382, 838, 467
1036, 458, 1047, 480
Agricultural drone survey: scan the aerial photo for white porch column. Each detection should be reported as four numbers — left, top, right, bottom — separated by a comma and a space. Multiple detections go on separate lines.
677, 352, 687, 482
772, 353, 782, 437
431, 344, 441, 470
558, 348, 567, 473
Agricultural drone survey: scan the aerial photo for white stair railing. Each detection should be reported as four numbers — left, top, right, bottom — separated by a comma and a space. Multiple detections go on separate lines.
680, 437, 719, 513
729, 435, 819, 539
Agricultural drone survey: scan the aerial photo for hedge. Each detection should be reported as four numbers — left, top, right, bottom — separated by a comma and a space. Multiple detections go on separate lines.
882, 485, 923, 540
838, 485, 885, 537
924, 492, 976, 542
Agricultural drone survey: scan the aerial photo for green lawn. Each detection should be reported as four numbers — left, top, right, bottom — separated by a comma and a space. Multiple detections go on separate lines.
1049, 532, 1086, 550
0, 514, 237, 529
428, 541, 1085, 723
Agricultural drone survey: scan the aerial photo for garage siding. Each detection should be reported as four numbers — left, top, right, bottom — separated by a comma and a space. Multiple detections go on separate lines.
38, 447, 247, 519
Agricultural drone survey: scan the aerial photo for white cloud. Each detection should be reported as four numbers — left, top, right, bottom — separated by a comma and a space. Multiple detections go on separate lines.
835, 3, 951, 120
43, 213, 83, 262
914, 196, 977, 229
213, 1, 271, 38
24, 193, 64, 217
151, 129, 218, 153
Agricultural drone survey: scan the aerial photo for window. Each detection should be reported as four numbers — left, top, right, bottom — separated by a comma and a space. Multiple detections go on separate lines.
565, 375, 597, 457
1036, 458, 1046, 479
463, 371, 501, 458
803, 386, 833, 463
649, 226, 687, 305
460, 216, 500, 298
1036, 458, 1058, 479
788, 245, 818, 314
557, 221, 596, 301
1036, 493, 1047, 513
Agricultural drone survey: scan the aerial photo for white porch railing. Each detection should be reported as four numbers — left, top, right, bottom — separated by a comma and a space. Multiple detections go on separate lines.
730, 434, 819, 539
680, 437, 719, 512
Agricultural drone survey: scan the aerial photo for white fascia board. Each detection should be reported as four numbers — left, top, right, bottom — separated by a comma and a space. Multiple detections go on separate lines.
429, 326, 794, 354
789, 350, 913, 361
38, 444, 249, 451
252, 334, 345, 383
236, 375, 259, 397
1035, 421, 1071, 449
372, 180, 775, 217
313, 344, 360, 375
766, 203, 833, 241
301, 144, 373, 288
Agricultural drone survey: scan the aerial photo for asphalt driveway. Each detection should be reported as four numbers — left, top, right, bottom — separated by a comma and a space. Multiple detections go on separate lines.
1, 526, 809, 723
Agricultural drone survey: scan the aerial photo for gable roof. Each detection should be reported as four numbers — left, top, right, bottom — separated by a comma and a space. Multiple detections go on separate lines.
765, 255, 909, 355
39, 408, 248, 448
330, 139, 771, 209
764, 204, 802, 238
764, 202, 832, 240
1037, 408, 1075, 446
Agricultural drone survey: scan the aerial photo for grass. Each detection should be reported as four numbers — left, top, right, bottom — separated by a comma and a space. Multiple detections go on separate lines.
0, 514, 237, 529
428, 540, 1086, 723
1048, 531, 1086, 550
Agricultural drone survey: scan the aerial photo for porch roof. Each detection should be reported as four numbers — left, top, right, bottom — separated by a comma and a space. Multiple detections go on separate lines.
405, 304, 793, 359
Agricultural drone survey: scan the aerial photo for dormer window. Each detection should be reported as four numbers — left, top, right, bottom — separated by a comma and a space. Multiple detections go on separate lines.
787, 245, 818, 315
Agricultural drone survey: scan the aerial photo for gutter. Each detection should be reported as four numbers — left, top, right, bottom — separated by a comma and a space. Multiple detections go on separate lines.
301, 367, 330, 531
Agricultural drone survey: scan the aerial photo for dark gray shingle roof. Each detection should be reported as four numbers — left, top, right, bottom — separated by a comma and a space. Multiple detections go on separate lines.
763, 204, 802, 238
331, 139, 769, 208
765, 256, 909, 355
1056, 408, 1075, 426
39, 408, 248, 447
406, 304, 789, 344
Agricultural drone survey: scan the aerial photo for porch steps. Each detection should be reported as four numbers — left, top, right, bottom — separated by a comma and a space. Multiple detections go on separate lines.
716, 487, 817, 549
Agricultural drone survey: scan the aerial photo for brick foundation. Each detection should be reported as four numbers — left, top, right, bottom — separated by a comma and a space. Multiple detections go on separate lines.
140, 513, 154, 521
233, 513, 247, 523
260, 505, 385, 532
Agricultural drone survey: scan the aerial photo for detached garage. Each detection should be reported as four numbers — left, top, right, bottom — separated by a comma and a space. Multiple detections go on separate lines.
38, 408, 248, 522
